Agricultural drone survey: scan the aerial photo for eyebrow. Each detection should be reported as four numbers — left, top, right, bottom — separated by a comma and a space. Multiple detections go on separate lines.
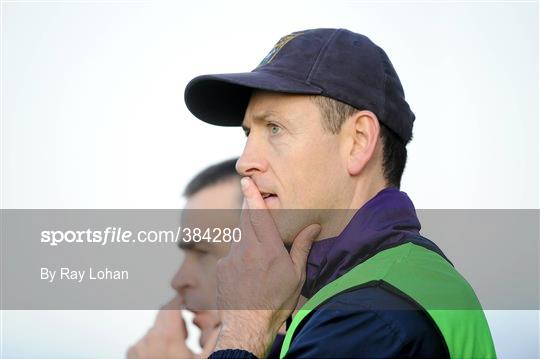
241, 110, 287, 133
178, 240, 204, 250
178, 240, 214, 252
178, 241, 194, 250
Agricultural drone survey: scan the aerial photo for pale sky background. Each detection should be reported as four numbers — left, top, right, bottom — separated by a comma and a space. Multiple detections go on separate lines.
1, 0, 539, 358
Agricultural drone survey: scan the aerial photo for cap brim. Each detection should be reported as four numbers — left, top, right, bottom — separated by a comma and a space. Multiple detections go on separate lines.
184, 71, 322, 126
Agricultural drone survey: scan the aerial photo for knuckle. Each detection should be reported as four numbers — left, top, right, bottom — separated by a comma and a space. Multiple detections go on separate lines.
249, 213, 267, 229
241, 247, 263, 264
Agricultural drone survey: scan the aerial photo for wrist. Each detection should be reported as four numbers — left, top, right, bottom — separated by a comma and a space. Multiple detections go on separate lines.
215, 313, 279, 358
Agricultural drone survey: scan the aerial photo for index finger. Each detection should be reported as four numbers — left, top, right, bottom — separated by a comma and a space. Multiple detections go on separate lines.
154, 295, 187, 337
240, 177, 281, 244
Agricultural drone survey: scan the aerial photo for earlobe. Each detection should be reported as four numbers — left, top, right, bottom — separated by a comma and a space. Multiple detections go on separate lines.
346, 111, 380, 176
347, 156, 365, 176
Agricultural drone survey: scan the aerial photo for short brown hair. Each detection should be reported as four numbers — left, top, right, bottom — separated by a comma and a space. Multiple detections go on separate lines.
311, 96, 408, 188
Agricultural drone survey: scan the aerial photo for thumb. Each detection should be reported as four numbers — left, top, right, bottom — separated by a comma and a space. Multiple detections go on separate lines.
290, 224, 321, 276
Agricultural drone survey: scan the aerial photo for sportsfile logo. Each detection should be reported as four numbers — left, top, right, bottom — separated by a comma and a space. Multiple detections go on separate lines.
40, 226, 242, 246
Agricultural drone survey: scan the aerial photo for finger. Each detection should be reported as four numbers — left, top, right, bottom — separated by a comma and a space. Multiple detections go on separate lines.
163, 295, 183, 310
142, 329, 167, 357
240, 177, 266, 210
127, 340, 147, 359
240, 177, 281, 243
181, 311, 188, 339
236, 197, 257, 247
290, 224, 321, 277
154, 296, 186, 338
126, 346, 138, 359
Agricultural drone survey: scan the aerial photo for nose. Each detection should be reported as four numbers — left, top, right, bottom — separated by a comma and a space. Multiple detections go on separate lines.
170, 260, 195, 294
235, 134, 268, 177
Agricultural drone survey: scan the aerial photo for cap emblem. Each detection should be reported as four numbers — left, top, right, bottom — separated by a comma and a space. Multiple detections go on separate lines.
258, 31, 304, 67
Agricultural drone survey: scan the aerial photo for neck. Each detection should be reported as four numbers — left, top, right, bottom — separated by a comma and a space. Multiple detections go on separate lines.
314, 176, 389, 242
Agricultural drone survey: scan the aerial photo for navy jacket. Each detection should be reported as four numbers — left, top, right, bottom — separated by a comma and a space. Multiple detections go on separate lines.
210, 188, 450, 358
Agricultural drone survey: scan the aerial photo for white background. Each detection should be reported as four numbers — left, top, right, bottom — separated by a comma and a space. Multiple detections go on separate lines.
1, 0, 538, 358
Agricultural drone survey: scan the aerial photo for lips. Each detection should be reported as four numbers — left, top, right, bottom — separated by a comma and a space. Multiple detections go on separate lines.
192, 311, 221, 348
192, 313, 203, 329
251, 179, 278, 204
192, 310, 216, 330
260, 192, 277, 199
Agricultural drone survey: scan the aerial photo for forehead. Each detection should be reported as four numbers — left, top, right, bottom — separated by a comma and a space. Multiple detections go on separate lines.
242, 91, 321, 127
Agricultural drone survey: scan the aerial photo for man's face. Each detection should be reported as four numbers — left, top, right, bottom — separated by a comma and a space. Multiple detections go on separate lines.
236, 91, 348, 243
170, 179, 240, 347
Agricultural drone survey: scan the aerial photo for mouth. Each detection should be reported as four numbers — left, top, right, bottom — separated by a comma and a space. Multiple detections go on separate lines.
192, 311, 220, 339
260, 192, 277, 199
196, 316, 221, 348
192, 314, 202, 329
260, 192, 278, 205
192, 310, 209, 329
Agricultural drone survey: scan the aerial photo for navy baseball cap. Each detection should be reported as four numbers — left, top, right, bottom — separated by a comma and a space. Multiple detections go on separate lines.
184, 28, 415, 143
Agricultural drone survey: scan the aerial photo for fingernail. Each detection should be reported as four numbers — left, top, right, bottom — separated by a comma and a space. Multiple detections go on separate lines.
241, 177, 249, 190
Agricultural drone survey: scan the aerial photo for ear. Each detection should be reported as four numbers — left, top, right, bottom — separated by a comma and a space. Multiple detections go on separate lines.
345, 110, 380, 176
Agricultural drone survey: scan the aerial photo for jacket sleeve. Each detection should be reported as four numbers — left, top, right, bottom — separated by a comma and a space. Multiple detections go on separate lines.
209, 349, 259, 359
207, 333, 284, 359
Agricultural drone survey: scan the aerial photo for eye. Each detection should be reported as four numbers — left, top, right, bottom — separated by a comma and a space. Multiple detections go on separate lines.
268, 123, 281, 135
194, 248, 208, 256
188, 246, 207, 255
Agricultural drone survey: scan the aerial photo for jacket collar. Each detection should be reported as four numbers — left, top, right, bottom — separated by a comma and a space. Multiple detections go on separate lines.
302, 187, 422, 298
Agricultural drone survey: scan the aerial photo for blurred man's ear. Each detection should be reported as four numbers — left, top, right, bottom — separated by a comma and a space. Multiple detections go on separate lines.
344, 110, 380, 176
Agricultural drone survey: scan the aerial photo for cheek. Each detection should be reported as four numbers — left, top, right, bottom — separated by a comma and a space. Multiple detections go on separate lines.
290, 143, 342, 207
199, 256, 219, 285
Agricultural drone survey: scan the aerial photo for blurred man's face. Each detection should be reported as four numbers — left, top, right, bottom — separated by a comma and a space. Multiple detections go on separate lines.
170, 178, 240, 347
236, 91, 348, 243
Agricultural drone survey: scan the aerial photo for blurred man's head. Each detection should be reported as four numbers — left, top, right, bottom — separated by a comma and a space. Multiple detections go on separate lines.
182, 159, 243, 210
170, 158, 241, 347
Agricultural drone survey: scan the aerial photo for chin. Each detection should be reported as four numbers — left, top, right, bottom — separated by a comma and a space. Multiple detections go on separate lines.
276, 207, 323, 243
271, 218, 303, 246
